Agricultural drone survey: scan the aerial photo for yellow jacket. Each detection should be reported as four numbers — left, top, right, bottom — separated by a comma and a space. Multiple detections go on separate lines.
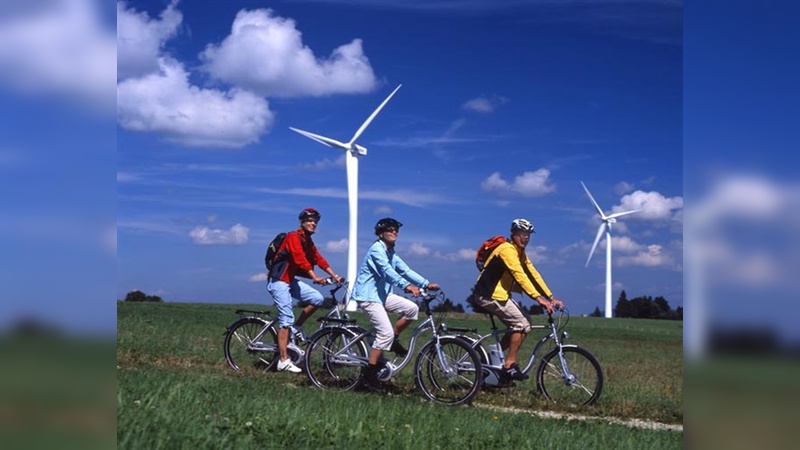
473, 241, 553, 302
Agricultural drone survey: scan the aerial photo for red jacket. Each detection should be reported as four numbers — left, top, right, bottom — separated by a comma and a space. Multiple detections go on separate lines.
269, 228, 330, 283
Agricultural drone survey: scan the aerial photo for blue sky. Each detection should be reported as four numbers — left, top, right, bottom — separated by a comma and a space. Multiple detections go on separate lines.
0, 0, 687, 336
115, 0, 683, 315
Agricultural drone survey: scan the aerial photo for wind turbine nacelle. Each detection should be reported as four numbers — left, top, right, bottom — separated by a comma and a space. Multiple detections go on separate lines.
608, 218, 617, 224
352, 144, 367, 156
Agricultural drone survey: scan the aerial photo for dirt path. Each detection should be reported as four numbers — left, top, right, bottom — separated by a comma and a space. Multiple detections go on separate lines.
474, 403, 683, 432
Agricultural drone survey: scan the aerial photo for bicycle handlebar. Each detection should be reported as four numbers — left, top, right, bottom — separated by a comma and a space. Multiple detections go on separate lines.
316, 276, 345, 287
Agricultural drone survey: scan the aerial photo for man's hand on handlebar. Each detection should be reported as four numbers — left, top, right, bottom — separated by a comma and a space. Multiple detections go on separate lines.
538, 296, 564, 314
312, 276, 330, 285
426, 283, 440, 291
404, 284, 421, 297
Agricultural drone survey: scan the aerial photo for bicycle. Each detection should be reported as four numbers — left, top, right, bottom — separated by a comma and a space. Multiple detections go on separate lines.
448, 300, 604, 406
303, 288, 484, 406
222, 278, 352, 374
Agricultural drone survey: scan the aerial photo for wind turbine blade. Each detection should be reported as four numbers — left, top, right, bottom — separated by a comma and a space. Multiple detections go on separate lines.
290, 127, 349, 150
580, 181, 607, 219
348, 84, 402, 145
607, 209, 642, 220
586, 223, 605, 267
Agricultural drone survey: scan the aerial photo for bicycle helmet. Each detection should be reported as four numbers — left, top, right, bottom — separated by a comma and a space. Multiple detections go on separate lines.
510, 218, 535, 234
299, 207, 321, 222
374, 217, 403, 235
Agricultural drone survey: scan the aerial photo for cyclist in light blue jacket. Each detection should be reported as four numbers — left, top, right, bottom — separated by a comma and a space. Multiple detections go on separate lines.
351, 217, 439, 389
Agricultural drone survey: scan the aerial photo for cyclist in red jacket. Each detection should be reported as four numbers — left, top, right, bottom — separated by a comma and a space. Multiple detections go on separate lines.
267, 207, 343, 373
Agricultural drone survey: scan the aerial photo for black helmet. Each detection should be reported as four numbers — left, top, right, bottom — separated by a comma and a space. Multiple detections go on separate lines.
510, 218, 535, 234
299, 207, 321, 222
374, 217, 403, 235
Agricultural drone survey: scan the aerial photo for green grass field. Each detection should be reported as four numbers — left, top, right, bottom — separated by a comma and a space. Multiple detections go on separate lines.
117, 301, 683, 449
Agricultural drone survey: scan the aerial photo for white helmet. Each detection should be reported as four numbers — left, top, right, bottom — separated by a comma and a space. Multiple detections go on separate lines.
511, 218, 535, 234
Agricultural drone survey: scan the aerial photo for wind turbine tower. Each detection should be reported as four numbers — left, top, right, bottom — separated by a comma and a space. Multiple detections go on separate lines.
581, 181, 641, 318
290, 85, 402, 310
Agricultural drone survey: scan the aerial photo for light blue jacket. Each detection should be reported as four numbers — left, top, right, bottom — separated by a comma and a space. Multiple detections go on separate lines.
351, 240, 430, 303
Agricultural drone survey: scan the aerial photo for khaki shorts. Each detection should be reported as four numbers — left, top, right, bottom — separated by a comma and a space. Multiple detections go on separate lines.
474, 296, 531, 333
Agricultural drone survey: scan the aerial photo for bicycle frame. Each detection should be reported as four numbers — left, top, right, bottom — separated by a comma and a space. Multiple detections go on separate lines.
312, 289, 453, 380
450, 308, 573, 386
223, 279, 350, 370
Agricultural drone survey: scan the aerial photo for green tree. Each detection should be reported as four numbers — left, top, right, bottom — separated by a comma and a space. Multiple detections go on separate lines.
528, 303, 544, 316
654, 296, 670, 316
590, 306, 602, 317
124, 290, 147, 302
614, 290, 631, 317
124, 290, 164, 302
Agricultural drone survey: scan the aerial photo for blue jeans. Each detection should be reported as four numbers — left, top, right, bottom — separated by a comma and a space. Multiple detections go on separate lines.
267, 278, 324, 328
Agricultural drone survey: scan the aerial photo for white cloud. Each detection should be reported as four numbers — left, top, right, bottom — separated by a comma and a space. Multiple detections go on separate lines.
0, 0, 116, 111
687, 174, 800, 290
614, 181, 635, 195
462, 95, 508, 113
249, 273, 268, 282
189, 223, 249, 245
325, 238, 349, 253
117, 0, 182, 80
407, 242, 431, 257
117, 172, 139, 182
481, 169, 556, 197
117, 57, 273, 148
374, 206, 392, 215
433, 248, 474, 262
257, 187, 455, 207
611, 236, 643, 253
301, 154, 346, 170
614, 190, 683, 221
200, 8, 377, 97
526, 245, 549, 264
617, 244, 676, 268
693, 175, 785, 223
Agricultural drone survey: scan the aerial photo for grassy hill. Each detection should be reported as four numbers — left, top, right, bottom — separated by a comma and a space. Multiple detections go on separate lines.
117, 301, 683, 449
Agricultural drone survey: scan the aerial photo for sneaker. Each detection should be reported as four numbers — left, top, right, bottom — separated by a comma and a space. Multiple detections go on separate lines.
291, 326, 308, 343
360, 364, 385, 392
277, 358, 302, 373
390, 336, 408, 357
502, 363, 529, 381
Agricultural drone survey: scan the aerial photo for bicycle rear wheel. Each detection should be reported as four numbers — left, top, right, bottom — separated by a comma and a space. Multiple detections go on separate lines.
223, 317, 278, 373
415, 336, 483, 405
536, 345, 603, 406
305, 327, 368, 391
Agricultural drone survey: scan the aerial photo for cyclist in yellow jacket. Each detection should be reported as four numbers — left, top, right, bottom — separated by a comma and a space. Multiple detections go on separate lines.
471, 218, 564, 382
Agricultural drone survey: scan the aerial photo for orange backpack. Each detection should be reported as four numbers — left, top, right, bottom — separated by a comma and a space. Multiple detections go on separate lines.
475, 235, 506, 271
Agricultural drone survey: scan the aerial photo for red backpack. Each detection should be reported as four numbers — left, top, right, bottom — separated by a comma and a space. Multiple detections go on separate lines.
475, 235, 506, 271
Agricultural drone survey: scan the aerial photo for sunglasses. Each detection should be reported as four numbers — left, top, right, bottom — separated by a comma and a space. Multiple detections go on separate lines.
383, 227, 399, 234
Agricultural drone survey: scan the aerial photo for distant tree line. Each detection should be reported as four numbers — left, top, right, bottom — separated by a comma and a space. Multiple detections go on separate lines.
611, 290, 682, 320
122, 290, 164, 303
432, 298, 465, 313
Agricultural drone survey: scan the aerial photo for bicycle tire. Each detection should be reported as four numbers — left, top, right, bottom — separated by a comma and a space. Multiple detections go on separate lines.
414, 336, 483, 405
536, 345, 603, 406
305, 327, 369, 391
223, 317, 278, 373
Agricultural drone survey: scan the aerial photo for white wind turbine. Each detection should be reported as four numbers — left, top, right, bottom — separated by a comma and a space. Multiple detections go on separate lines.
290, 84, 402, 311
581, 181, 641, 318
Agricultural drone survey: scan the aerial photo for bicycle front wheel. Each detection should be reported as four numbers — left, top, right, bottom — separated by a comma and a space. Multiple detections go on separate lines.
223, 317, 278, 373
536, 345, 603, 406
415, 336, 483, 405
305, 327, 368, 391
